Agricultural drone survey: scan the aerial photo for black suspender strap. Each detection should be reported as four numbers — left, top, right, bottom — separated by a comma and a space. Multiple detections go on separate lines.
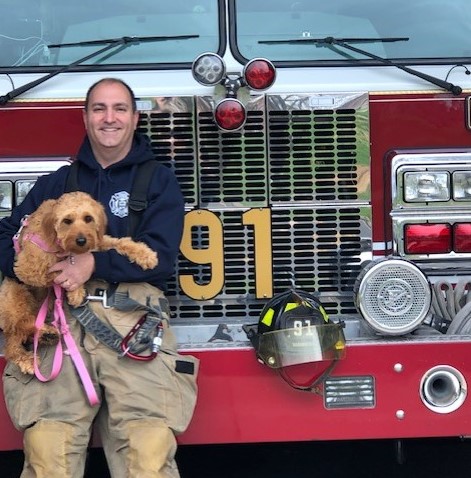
65, 160, 80, 193
127, 159, 160, 237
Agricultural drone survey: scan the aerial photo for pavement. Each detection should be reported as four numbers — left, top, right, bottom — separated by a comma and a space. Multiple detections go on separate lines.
1, 437, 471, 477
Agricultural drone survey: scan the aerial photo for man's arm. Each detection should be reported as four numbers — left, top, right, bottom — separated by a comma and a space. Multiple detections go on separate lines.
91, 166, 185, 288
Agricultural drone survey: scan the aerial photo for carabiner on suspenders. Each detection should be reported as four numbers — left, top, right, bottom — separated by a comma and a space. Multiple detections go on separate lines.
119, 315, 164, 361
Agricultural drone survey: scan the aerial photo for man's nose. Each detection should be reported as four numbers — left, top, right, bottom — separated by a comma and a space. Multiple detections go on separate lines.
104, 108, 116, 122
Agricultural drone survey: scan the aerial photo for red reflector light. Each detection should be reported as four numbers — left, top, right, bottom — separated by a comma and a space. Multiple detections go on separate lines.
454, 223, 471, 252
404, 224, 452, 254
214, 98, 246, 131
243, 58, 276, 90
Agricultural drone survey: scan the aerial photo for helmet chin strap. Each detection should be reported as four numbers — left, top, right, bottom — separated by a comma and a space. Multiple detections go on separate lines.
277, 360, 339, 394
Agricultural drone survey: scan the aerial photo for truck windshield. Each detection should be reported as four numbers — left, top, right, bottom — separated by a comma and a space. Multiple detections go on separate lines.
0, 0, 220, 68
233, 0, 471, 62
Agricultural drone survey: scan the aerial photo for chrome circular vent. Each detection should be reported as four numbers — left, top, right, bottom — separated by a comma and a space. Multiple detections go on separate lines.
354, 258, 431, 335
420, 365, 467, 413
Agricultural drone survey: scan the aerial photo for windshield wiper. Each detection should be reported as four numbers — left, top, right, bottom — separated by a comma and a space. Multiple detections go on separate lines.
260, 36, 462, 96
47, 34, 198, 49
0, 34, 199, 105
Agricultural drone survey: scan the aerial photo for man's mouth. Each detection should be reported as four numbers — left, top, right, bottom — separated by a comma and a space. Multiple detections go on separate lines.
101, 127, 120, 132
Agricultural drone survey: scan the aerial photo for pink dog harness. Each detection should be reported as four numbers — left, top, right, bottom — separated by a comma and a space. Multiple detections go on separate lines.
13, 215, 60, 255
33, 284, 100, 407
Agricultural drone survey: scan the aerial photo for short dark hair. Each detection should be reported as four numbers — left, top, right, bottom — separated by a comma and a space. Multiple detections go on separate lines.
84, 78, 137, 112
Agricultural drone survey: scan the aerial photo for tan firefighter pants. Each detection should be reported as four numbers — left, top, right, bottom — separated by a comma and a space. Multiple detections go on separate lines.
2, 281, 199, 478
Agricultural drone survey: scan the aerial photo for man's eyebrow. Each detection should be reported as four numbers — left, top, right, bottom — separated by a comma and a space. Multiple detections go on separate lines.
90, 101, 130, 108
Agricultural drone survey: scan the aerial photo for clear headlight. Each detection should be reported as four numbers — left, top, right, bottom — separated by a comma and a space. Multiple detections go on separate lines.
15, 180, 36, 206
404, 171, 450, 202
453, 171, 471, 200
0, 181, 13, 210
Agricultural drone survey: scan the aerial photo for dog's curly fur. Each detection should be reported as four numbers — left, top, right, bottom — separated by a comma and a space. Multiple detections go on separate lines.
0, 191, 158, 374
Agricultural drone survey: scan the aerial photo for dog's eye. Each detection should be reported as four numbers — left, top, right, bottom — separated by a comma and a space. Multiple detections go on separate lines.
63, 218, 73, 225
84, 215, 94, 223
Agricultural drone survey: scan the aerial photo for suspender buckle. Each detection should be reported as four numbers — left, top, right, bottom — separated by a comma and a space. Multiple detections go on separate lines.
85, 288, 111, 308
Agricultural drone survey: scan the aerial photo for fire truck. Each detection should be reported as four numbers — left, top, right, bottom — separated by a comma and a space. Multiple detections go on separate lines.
1, 0, 471, 456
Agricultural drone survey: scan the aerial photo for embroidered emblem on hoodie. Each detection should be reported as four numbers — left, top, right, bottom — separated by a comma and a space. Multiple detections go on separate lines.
109, 191, 129, 218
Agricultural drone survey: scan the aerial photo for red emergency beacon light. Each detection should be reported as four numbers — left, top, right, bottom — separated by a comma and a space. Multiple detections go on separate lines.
192, 53, 276, 132
243, 58, 276, 90
214, 98, 246, 132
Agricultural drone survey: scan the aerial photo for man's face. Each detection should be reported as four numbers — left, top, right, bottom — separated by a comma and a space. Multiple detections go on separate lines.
83, 81, 139, 162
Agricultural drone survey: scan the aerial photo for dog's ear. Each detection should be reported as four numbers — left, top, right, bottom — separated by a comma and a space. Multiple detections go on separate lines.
40, 200, 59, 244
96, 202, 108, 240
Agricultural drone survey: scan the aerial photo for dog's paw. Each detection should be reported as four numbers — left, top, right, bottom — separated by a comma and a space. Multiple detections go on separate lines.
38, 324, 60, 345
67, 287, 86, 308
16, 353, 35, 375
134, 250, 158, 270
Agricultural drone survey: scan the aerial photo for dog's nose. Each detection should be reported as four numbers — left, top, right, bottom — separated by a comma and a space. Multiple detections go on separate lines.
76, 236, 87, 247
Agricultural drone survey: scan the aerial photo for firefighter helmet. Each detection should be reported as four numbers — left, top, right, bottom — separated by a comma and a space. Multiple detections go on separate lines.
244, 289, 346, 370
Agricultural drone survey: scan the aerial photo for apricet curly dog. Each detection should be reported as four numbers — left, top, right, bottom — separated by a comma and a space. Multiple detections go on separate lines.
0, 191, 158, 374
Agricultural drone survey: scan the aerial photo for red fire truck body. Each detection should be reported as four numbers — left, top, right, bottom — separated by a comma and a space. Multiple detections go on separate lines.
1, 0, 471, 453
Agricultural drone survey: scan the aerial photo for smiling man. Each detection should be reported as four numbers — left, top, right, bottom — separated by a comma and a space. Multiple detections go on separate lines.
83, 79, 139, 167
0, 78, 198, 478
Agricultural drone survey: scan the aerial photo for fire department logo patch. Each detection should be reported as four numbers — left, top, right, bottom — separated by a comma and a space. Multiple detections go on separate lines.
109, 191, 129, 218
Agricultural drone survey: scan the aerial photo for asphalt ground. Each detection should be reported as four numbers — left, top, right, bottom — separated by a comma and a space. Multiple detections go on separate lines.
1, 437, 471, 477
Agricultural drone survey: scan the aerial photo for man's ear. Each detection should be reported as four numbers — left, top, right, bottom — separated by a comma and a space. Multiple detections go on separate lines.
82, 109, 88, 130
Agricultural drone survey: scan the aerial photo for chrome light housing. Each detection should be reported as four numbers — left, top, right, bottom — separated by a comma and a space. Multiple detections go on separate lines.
354, 257, 431, 335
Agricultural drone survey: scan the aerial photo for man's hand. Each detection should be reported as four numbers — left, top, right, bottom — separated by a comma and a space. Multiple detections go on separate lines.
50, 252, 95, 291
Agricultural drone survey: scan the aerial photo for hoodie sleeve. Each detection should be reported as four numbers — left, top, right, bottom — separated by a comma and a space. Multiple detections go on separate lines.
92, 165, 185, 290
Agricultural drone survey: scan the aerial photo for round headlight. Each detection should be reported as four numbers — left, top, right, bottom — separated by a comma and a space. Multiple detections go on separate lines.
192, 52, 226, 86
354, 257, 431, 335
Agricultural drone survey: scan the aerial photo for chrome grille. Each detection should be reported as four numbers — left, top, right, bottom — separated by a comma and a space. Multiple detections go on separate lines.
196, 96, 268, 206
137, 93, 371, 322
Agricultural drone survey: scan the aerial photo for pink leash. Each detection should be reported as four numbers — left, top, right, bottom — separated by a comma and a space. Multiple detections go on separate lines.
33, 284, 100, 406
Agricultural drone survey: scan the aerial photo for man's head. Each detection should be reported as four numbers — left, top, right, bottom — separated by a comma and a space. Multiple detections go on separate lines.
83, 78, 139, 167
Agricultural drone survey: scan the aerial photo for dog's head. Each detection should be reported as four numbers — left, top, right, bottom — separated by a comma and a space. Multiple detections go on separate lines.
42, 192, 107, 254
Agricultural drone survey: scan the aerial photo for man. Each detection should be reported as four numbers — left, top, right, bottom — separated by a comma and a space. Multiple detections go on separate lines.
0, 78, 198, 477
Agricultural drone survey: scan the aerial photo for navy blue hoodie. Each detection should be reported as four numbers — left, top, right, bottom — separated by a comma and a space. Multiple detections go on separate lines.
0, 133, 185, 291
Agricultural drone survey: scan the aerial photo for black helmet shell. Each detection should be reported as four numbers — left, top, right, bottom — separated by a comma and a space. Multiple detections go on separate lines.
258, 289, 329, 335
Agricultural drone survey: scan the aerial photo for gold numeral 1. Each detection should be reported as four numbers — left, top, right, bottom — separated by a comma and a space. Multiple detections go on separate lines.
242, 208, 273, 299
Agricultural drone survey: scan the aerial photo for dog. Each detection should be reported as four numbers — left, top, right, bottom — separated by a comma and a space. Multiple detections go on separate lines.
0, 191, 158, 374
